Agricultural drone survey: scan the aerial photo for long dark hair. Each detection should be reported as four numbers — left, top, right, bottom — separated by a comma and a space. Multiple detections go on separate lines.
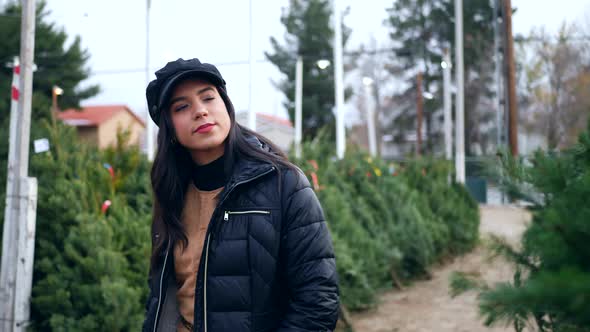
149, 82, 297, 270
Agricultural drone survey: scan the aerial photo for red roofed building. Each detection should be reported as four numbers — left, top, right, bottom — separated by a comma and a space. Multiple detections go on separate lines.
236, 112, 294, 153
57, 105, 146, 149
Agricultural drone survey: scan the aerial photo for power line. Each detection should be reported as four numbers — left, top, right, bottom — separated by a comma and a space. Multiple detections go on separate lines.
514, 35, 590, 43
90, 48, 399, 76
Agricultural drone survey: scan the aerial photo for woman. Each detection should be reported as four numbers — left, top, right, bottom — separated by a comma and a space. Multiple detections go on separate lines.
142, 58, 339, 332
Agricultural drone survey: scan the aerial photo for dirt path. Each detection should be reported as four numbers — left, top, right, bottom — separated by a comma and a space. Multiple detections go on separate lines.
348, 205, 531, 332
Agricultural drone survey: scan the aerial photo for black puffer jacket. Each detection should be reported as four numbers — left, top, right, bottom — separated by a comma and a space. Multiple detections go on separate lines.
142, 146, 339, 331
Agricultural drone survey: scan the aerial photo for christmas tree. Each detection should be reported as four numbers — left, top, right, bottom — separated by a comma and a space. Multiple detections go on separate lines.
452, 120, 590, 332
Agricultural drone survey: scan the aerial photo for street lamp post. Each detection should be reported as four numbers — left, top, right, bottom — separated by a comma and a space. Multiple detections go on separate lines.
145, 0, 155, 161
294, 56, 303, 159
293, 58, 330, 159
247, 0, 256, 131
362, 76, 377, 157
442, 49, 453, 161
332, 0, 345, 159
454, 0, 466, 183
51, 85, 63, 124
416, 72, 423, 156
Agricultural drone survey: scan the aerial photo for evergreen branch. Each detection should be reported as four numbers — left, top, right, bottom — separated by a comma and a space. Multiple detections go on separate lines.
486, 235, 539, 273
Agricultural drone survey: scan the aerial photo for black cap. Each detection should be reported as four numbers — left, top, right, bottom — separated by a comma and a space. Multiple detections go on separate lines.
146, 58, 226, 125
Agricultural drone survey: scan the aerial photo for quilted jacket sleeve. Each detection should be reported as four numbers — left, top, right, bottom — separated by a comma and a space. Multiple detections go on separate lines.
277, 168, 339, 332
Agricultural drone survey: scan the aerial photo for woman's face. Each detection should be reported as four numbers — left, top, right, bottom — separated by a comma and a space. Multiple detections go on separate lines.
168, 78, 231, 165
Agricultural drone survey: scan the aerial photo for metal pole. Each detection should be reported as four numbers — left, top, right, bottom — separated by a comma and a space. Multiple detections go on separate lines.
294, 56, 303, 159
416, 72, 423, 156
442, 49, 452, 161
248, 0, 256, 131
146, 0, 155, 161
365, 82, 377, 157
502, 0, 518, 156
333, 0, 345, 159
454, 0, 466, 183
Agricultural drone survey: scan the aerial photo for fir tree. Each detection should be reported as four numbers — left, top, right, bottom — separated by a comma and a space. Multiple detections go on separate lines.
452, 120, 590, 332
29, 123, 152, 331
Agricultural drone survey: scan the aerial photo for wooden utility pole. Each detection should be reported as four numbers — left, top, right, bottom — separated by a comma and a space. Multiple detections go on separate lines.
416, 72, 423, 156
0, 1, 38, 331
502, 0, 518, 156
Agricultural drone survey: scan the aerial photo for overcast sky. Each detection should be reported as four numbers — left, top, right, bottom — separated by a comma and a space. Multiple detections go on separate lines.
41, 0, 590, 122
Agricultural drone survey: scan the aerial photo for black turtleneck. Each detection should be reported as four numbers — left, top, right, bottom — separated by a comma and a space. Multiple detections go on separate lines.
192, 155, 228, 191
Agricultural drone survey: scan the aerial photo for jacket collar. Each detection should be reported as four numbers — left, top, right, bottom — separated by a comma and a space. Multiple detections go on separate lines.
223, 135, 276, 195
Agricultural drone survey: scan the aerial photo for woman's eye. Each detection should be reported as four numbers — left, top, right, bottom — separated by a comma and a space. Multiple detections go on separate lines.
174, 104, 188, 112
203, 96, 215, 102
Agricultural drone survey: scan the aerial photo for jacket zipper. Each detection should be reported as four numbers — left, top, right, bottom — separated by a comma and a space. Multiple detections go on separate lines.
223, 210, 271, 221
153, 238, 171, 332
203, 233, 211, 332
202, 166, 275, 332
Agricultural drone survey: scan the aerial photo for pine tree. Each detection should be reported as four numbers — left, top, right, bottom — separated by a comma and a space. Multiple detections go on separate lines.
265, 0, 351, 140
452, 120, 590, 332
29, 122, 152, 331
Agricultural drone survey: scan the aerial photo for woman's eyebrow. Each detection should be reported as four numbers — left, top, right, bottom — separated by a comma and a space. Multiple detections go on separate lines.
169, 86, 215, 106
196, 86, 215, 95
168, 95, 187, 106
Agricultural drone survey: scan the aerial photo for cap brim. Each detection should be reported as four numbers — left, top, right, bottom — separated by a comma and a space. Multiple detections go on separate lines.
157, 70, 224, 110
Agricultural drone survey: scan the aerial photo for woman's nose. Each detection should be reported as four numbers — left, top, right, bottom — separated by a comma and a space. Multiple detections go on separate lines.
192, 105, 208, 119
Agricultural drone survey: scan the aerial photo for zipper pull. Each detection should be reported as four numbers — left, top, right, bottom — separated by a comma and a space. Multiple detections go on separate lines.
224, 211, 229, 221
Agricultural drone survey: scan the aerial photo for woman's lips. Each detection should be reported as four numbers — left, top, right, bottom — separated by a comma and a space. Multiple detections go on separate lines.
195, 123, 215, 133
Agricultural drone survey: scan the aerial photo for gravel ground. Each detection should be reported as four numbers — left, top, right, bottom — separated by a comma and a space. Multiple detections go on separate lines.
346, 205, 531, 332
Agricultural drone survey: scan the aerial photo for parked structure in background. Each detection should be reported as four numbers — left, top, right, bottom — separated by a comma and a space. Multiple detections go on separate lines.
236, 112, 293, 154
57, 105, 146, 149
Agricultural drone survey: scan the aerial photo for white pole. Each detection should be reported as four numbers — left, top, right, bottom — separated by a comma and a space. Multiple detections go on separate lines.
294, 56, 303, 159
364, 81, 377, 157
146, 0, 155, 161
454, 0, 466, 184
0, 57, 21, 332
13, 177, 37, 332
16, 1, 35, 179
443, 49, 452, 161
14, 2, 37, 329
0, 1, 38, 330
492, 0, 503, 148
333, 0, 345, 159
248, 0, 256, 131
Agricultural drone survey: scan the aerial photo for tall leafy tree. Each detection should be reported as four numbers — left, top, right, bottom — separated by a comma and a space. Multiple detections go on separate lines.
517, 24, 590, 150
383, 0, 496, 155
265, 0, 351, 140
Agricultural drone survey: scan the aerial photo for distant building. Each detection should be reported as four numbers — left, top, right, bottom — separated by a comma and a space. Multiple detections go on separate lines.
58, 104, 146, 149
236, 112, 293, 153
